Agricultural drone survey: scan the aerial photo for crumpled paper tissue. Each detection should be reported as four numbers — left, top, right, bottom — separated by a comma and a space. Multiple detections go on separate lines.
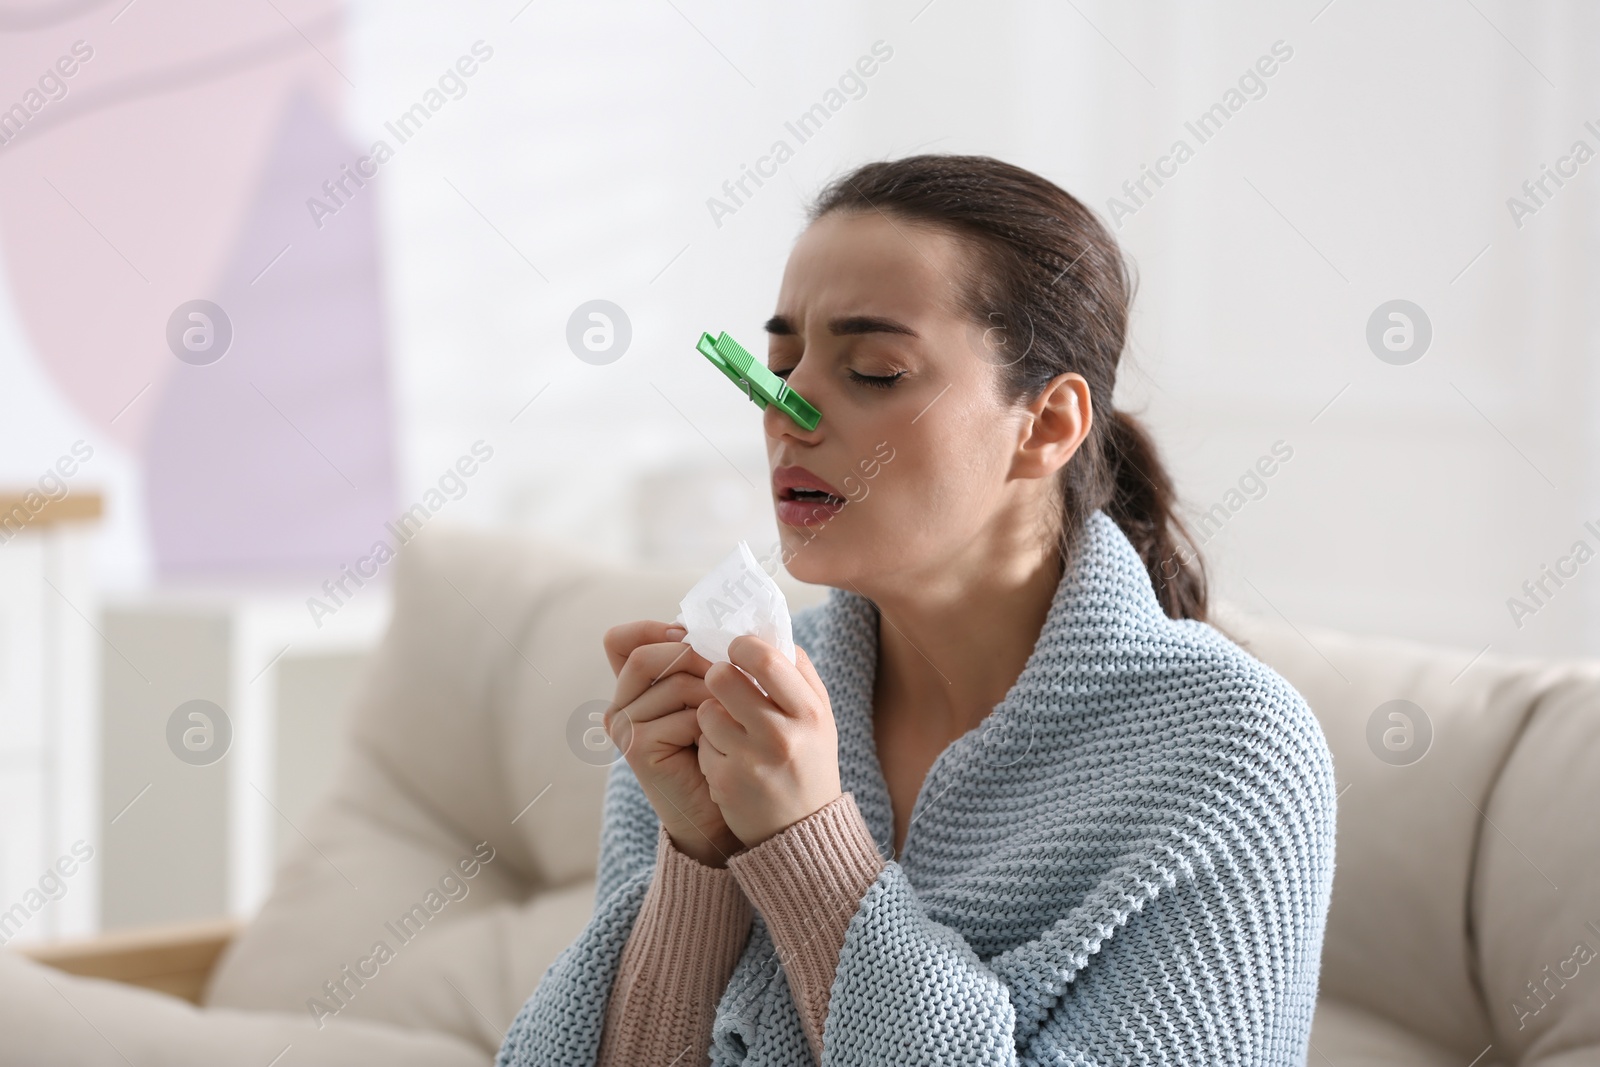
673, 541, 795, 676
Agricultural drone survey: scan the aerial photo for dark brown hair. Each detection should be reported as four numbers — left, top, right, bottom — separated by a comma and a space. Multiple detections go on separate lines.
807, 154, 1208, 621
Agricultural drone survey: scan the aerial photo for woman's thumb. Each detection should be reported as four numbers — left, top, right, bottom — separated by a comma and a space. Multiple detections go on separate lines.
794, 643, 823, 690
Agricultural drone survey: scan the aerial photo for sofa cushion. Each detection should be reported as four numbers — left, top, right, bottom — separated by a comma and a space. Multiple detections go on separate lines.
1472, 666, 1600, 1061
204, 739, 597, 1050
1309, 997, 1511, 1066
1214, 604, 1543, 1059
0, 948, 483, 1066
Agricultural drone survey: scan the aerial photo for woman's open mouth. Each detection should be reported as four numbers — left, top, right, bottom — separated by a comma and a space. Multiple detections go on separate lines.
773, 464, 848, 526
776, 486, 847, 526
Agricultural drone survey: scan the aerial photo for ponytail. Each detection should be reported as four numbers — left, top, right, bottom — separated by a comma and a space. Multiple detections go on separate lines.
1103, 411, 1207, 621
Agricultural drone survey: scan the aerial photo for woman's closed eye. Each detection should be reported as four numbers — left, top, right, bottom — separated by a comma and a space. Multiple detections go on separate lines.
771, 366, 907, 389
847, 369, 907, 389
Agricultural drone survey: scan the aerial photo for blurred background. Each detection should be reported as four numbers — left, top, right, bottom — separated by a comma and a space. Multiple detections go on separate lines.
0, 0, 1595, 945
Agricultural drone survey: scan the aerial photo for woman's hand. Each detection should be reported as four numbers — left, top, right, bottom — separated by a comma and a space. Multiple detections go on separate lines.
696, 635, 842, 849
602, 621, 743, 868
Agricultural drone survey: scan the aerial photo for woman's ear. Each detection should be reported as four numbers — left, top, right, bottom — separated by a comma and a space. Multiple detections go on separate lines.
1014, 372, 1093, 479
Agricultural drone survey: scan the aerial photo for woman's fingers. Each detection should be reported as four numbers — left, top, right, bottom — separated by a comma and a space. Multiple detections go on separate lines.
696, 707, 728, 785
694, 696, 743, 757
602, 621, 644, 677
609, 667, 712, 732
612, 638, 712, 712
612, 704, 703, 759
716, 636, 821, 725
604, 620, 684, 677
792, 644, 824, 695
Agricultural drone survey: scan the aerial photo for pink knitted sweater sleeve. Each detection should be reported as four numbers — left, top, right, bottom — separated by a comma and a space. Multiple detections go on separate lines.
595, 824, 754, 1067
595, 794, 885, 1066
726, 792, 888, 1063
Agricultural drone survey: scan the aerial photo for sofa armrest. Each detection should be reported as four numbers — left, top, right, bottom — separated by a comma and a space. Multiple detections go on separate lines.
15, 916, 242, 1004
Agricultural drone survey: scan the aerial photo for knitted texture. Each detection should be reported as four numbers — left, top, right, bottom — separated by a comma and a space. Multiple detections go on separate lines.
594, 824, 755, 1066
497, 510, 1338, 1066
724, 790, 889, 1062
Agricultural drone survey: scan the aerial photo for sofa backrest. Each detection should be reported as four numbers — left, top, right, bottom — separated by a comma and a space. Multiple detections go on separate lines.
1215, 605, 1600, 1062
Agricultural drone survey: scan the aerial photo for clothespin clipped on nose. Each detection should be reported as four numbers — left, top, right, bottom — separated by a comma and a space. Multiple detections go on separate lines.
695, 331, 821, 431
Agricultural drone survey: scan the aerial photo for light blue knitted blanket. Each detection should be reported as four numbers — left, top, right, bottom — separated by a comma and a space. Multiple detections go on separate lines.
498, 510, 1337, 1065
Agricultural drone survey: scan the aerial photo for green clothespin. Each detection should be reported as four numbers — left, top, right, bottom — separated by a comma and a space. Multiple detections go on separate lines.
695, 331, 821, 431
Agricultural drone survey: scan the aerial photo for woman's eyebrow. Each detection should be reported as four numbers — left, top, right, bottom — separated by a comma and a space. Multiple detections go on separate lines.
764, 314, 919, 338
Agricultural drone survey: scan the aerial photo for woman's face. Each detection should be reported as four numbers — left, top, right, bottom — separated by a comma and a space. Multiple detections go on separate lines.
764, 209, 1083, 590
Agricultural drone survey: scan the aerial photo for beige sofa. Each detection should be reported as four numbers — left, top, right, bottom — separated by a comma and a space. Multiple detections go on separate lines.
6, 522, 1599, 1065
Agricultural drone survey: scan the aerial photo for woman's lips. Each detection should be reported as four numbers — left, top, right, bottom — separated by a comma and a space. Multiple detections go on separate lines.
772, 464, 847, 526
776, 494, 846, 526
772, 464, 842, 497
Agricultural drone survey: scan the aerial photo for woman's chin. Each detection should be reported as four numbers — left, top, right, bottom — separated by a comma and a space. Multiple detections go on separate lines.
773, 529, 846, 584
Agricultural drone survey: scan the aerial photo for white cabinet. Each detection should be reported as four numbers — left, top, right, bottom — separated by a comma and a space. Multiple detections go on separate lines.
0, 493, 101, 945
97, 587, 389, 930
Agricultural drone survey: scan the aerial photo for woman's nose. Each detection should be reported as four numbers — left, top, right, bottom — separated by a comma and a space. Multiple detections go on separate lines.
764, 358, 824, 439
765, 398, 820, 441
764, 381, 823, 441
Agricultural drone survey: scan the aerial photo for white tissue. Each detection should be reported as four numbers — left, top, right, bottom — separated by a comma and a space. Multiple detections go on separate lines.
673, 540, 795, 668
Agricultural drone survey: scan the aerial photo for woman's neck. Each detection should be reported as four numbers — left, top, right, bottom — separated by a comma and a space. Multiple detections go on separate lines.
869, 548, 1063, 737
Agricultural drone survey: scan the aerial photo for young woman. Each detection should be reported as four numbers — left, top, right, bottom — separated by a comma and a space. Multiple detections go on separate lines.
498, 154, 1337, 1066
